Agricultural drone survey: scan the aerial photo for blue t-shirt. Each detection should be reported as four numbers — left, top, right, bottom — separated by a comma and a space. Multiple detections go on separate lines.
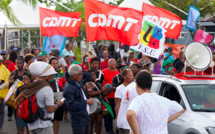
62, 49, 74, 58
161, 52, 174, 71
160, 71, 168, 75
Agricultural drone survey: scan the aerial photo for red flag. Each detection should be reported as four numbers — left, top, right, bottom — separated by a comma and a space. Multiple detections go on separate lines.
143, 3, 182, 39
193, 29, 214, 44
84, 0, 143, 46
40, 7, 83, 37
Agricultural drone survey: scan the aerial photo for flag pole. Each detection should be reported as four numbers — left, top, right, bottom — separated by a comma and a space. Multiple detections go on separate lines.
39, 7, 42, 50
87, 42, 90, 70
164, 1, 188, 15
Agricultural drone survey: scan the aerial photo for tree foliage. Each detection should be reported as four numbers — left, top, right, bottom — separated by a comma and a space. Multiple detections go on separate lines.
108, 0, 124, 6
1, 0, 38, 26
151, 0, 215, 20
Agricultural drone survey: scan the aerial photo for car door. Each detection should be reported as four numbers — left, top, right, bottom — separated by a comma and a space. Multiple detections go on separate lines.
158, 82, 185, 134
151, 80, 161, 93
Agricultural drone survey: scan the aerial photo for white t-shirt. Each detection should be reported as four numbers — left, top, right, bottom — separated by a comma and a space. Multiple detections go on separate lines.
62, 49, 74, 58
128, 93, 183, 134
27, 86, 54, 130
116, 82, 138, 129
58, 57, 67, 66
115, 84, 126, 99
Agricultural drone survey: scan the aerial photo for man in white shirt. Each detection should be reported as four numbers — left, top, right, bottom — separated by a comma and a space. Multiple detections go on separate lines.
127, 71, 184, 134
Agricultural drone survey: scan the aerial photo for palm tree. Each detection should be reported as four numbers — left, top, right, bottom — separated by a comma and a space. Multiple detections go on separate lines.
1, 0, 38, 26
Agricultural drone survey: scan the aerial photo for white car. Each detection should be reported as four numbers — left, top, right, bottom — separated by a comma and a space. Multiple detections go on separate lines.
152, 74, 215, 134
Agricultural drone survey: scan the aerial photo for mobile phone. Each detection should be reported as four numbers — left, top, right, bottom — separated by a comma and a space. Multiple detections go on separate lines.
61, 98, 65, 102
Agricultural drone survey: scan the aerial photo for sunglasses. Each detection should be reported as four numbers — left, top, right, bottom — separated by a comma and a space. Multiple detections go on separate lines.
109, 62, 116, 64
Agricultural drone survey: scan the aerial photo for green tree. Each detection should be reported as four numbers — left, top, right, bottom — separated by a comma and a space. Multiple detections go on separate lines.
108, 0, 124, 6
151, 0, 215, 20
1, 0, 39, 26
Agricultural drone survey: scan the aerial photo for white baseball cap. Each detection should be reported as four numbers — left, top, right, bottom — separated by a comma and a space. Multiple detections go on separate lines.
29, 61, 57, 76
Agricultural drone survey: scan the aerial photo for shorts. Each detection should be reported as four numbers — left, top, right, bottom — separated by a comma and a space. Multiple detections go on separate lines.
17, 116, 27, 128
53, 104, 64, 121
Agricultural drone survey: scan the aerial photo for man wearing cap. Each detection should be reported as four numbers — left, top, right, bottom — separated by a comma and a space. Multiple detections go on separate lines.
63, 64, 93, 134
161, 47, 174, 72
39, 51, 48, 63
0, 50, 16, 122
161, 59, 173, 75
37, 55, 43, 62
26, 62, 64, 134
0, 55, 10, 132
0, 50, 16, 72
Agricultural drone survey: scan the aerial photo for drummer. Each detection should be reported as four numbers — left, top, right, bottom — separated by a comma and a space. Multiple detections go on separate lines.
8, 56, 29, 87
14, 71, 32, 134
7, 56, 29, 131
85, 69, 109, 134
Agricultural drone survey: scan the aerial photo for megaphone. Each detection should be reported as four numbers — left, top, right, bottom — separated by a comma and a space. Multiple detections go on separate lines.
185, 42, 212, 71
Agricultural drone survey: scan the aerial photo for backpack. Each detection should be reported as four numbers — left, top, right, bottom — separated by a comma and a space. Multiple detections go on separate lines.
16, 93, 51, 123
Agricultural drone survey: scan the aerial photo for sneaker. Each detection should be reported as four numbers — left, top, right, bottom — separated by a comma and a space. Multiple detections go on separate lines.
0, 128, 6, 133
7, 117, 12, 121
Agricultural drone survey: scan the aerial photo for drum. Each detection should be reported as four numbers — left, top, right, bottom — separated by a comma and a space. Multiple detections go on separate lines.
54, 92, 64, 103
5, 79, 23, 108
89, 97, 102, 114
0, 81, 9, 90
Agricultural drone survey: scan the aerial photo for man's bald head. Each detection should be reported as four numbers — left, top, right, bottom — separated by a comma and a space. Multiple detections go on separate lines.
103, 51, 109, 60
108, 58, 116, 70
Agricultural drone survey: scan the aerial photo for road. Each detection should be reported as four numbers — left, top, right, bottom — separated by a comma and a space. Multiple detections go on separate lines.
2, 106, 116, 134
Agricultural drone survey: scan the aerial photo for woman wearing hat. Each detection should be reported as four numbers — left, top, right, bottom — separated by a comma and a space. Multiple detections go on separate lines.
26, 62, 64, 134
161, 60, 173, 75
141, 59, 154, 74
168, 67, 177, 76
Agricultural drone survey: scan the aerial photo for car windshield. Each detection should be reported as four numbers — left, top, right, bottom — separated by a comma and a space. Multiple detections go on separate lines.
182, 85, 215, 112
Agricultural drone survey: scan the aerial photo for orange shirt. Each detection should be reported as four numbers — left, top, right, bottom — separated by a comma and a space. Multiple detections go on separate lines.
102, 68, 119, 98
